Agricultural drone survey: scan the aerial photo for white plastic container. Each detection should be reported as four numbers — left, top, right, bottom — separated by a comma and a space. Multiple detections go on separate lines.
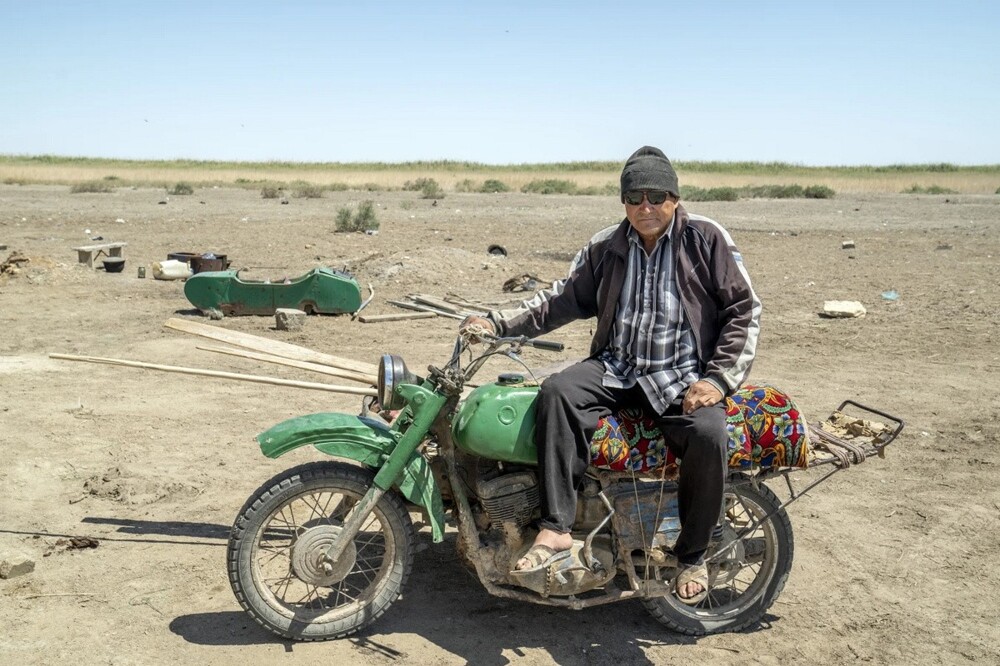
152, 259, 193, 280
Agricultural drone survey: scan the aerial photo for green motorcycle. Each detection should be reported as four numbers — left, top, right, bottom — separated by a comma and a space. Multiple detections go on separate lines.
227, 333, 902, 641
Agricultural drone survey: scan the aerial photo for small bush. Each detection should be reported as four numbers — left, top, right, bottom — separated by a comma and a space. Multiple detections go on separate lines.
744, 184, 804, 199
402, 177, 437, 192
3, 177, 27, 185
521, 179, 578, 195
683, 186, 739, 202
575, 183, 619, 196
480, 179, 510, 193
335, 207, 353, 230
103, 175, 120, 181
420, 179, 445, 199
326, 182, 350, 192
355, 201, 378, 229
70, 181, 115, 193
168, 182, 194, 195
293, 184, 324, 198
335, 200, 379, 232
803, 185, 835, 199
261, 186, 281, 199
400, 200, 415, 210
454, 178, 477, 193
901, 184, 958, 194
996, 186, 1000, 194
361, 182, 383, 191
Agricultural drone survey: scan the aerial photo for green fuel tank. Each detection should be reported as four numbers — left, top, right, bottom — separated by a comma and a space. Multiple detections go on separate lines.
451, 378, 540, 465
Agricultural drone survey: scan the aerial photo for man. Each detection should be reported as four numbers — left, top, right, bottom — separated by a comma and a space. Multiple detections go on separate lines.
460, 146, 760, 603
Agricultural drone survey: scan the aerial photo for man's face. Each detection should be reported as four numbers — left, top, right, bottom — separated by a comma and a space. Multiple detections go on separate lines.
624, 190, 678, 246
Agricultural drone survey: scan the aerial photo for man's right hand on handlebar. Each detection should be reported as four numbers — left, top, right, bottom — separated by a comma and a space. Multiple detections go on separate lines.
459, 315, 496, 343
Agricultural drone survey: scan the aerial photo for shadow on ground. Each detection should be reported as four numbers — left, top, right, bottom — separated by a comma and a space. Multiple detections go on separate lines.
168, 531, 781, 663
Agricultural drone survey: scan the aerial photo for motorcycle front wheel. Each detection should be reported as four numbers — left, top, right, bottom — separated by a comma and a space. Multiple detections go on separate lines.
227, 461, 414, 641
641, 477, 793, 635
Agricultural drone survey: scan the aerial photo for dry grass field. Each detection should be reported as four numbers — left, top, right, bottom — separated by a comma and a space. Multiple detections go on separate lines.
2, 156, 999, 194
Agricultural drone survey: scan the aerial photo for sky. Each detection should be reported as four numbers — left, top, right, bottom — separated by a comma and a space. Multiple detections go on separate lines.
2, 1, 998, 166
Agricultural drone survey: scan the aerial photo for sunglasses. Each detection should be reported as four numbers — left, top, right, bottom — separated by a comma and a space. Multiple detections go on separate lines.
624, 190, 670, 206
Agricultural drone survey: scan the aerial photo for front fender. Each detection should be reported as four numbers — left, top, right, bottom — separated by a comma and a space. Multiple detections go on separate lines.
257, 412, 445, 542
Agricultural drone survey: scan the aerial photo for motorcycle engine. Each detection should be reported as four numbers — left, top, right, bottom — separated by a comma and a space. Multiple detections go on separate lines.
476, 471, 539, 528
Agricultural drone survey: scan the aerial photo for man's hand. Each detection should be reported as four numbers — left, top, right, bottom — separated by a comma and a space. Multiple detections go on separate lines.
459, 315, 496, 342
682, 380, 723, 415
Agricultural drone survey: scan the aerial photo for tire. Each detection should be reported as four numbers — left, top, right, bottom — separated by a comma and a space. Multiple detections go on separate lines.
227, 461, 414, 641
641, 478, 793, 635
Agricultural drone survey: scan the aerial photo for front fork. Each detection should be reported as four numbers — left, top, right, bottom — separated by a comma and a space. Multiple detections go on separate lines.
321, 384, 447, 571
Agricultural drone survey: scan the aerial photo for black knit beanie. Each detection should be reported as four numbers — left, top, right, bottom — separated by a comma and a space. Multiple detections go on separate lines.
620, 146, 679, 201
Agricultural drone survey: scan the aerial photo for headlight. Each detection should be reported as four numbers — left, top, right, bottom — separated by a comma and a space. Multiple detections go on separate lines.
378, 354, 417, 410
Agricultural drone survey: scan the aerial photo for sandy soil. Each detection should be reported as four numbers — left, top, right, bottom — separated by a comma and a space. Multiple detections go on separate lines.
1, 185, 998, 665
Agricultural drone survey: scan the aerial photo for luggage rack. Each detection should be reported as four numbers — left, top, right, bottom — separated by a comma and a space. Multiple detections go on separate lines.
751, 400, 905, 512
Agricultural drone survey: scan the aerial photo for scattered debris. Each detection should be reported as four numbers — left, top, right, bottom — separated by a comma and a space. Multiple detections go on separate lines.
275, 308, 306, 331
821, 300, 867, 318
503, 273, 552, 293
841, 240, 856, 249
151, 259, 193, 280
820, 411, 893, 445
44, 537, 100, 557
0, 552, 35, 579
1, 250, 30, 276
881, 290, 900, 301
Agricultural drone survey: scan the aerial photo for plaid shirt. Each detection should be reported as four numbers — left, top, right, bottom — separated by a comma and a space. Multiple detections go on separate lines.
600, 221, 701, 413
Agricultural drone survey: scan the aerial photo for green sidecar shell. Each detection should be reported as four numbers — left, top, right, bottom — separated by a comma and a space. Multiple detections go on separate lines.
184, 267, 362, 316
257, 412, 446, 542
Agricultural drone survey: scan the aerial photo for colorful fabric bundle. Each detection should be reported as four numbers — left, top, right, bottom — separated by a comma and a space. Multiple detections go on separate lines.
589, 384, 810, 473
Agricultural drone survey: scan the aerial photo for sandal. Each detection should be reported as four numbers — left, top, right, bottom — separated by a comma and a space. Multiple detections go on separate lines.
511, 544, 567, 573
674, 562, 709, 605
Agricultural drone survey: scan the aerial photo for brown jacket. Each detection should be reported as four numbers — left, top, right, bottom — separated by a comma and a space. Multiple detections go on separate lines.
489, 205, 761, 395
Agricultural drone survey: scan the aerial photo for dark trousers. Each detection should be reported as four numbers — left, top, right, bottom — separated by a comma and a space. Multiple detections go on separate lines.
535, 358, 728, 564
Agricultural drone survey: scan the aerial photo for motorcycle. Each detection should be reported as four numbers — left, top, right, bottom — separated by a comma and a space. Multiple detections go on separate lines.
227, 332, 903, 640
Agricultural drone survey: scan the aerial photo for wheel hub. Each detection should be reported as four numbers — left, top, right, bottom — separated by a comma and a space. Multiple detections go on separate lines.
290, 525, 357, 586
710, 525, 748, 585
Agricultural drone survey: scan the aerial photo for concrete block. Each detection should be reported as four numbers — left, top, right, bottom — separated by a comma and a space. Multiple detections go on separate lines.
275, 308, 307, 331
0, 552, 35, 579
821, 300, 867, 318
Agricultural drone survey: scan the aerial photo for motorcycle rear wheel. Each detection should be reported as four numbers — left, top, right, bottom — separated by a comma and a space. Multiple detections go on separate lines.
641, 478, 793, 635
227, 461, 414, 641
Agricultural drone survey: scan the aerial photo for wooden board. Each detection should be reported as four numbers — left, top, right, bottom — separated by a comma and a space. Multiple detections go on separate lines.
196, 345, 376, 385
49, 353, 377, 396
163, 317, 378, 379
358, 312, 437, 323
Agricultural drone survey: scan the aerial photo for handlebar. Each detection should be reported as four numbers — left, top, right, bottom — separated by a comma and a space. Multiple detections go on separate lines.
525, 338, 564, 352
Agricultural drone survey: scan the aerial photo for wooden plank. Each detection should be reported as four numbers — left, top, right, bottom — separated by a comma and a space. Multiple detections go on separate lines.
409, 293, 468, 315
196, 345, 376, 385
358, 312, 437, 323
49, 354, 377, 396
444, 295, 495, 312
387, 300, 464, 320
71, 242, 127, 252
163, 317, 379, 378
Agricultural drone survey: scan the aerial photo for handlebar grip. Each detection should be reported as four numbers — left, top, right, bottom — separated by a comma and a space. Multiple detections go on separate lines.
528, 338, 564, 352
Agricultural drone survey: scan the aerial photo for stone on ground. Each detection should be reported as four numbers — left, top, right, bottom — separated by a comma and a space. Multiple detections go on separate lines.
275, 308, 307, 331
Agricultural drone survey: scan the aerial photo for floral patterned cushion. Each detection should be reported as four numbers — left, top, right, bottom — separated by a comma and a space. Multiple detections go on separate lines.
589, 384, 810, 473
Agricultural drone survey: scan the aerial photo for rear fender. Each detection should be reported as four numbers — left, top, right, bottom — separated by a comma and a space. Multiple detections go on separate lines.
257, 412, 445, 542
